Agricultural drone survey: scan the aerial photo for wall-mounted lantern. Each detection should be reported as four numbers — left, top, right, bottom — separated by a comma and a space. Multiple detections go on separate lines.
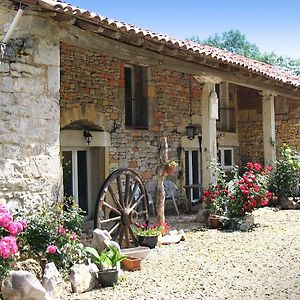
186, 123, 196, 140
83, 130, 93, 145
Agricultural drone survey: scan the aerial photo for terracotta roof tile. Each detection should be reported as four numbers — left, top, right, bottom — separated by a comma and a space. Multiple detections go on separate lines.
32, 0, 300, 89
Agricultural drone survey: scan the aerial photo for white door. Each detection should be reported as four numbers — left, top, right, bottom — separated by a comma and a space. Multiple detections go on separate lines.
62, 148, 91, 216
185, 150, 202, 203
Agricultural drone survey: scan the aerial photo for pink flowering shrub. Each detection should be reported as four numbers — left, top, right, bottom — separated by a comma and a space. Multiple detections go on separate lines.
15, 202, 84, 274
202, 162, 276, 218
0, 205, 27, 277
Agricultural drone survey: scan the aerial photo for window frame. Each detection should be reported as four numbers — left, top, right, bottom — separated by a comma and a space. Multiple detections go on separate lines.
124, 64, 148, 130
218, 147, 234, 171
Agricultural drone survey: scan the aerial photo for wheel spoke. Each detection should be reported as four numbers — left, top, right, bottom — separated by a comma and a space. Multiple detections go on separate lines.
117, 176, 125, 207
124, 174, 130, 207
102, 201, 121, 215
131, 194, 144, 210
124, 226, 130, 248
108, 186, 123, 210
118, 225, 124, 247
128, 226, 138, 246
100, 216, 121, 224
109, 222, 121, 235
128, 182, 139, 208
137, 210, 148, 215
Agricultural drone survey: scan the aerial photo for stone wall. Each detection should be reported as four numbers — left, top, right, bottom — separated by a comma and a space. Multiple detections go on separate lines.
275, 99, 300, 151
0, 5, 61, 207
237, 86, 300, 165
60, 42, 202, 184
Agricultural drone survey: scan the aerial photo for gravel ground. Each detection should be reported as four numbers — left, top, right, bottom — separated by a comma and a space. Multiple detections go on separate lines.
68, 208, 300, 300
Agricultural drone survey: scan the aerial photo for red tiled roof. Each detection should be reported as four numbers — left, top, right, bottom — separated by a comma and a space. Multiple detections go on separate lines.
24, 0, 300, 89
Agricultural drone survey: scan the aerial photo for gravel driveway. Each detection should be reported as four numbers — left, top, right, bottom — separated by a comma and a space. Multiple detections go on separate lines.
68, 208, 300, 300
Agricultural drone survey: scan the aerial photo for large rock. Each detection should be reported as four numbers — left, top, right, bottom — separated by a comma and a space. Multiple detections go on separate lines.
42, 262, 69, 298
91, 229, 120, 253
2, 270, 50, 300
69, 263, 99, 293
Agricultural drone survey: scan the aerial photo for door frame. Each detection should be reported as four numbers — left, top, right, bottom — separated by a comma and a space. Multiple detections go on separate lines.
184, 148, 202, 202
61, 147, 92, 218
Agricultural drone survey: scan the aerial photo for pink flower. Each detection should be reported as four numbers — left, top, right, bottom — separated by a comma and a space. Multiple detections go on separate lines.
58, 226, 67, 234
8, 222, 19, 236
267, 165, 273, 171
20, 219, 28, 228
47, 245, 57, 254
71, 233, 77, 241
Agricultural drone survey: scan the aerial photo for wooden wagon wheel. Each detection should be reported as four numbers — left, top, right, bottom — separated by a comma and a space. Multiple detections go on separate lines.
94, 168, 150, 248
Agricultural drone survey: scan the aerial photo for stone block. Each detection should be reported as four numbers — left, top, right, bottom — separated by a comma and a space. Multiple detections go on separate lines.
14, 77, 46, 95
33, 39, 60, 67
69, 264, 98, 293
10, 62, 46, 77
0, 76, 14, 92
47, 66, 60, 97
1, 270, 50, 300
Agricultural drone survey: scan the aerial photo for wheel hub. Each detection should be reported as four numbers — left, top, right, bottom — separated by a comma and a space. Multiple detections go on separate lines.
122, 208, 138, 225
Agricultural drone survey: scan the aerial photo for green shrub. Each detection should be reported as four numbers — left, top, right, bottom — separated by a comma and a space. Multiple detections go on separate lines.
14, 202, 85, 275
270, 144, 300, 198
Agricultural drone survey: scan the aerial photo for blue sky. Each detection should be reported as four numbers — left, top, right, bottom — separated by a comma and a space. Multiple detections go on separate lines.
69, 1, 300, 59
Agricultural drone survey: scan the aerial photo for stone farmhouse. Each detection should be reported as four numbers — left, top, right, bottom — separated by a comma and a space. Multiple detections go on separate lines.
1, 0, 300, 218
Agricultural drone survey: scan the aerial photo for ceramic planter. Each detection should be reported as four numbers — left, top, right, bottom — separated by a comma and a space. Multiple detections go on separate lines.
208, 215, 222, 229
98, 269, 119, 287
121, 256, 142, 271
137, 235, 158, 249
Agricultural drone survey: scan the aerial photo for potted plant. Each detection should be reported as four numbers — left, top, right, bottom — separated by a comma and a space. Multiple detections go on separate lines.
163, 160, 178, 175
135, 222, 170, 249
84, 245, 126, 287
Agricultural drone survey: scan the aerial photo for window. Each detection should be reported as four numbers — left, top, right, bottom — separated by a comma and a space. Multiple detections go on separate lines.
125, 65, 148, 129
218, 148, 234, 171
216, 83, 236, 132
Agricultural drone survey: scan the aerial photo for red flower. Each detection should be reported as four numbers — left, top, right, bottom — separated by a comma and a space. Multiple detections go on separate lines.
260, 199, 268, 207
253, 163, 262, 172
267, 165, 273, 171
246, 162, 254, 169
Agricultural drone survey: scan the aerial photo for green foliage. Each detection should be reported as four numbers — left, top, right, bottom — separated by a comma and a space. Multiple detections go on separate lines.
14, 202, 85, 274
84, 245, 125, 270
270, 144, 300, 198
188, 30, 300, 76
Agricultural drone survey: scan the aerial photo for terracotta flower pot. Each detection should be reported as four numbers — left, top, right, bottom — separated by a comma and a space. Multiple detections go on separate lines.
121, 256, 142, 271
137, 235, 158, 249
208, 215, 222, 229
164, 165, 177, 175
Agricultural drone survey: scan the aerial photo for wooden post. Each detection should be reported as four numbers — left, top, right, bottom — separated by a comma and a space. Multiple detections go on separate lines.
156, 137, 168, 224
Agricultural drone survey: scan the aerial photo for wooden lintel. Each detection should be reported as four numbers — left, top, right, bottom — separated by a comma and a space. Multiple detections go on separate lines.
75, 19, 104, 33
142, 40, 164, 53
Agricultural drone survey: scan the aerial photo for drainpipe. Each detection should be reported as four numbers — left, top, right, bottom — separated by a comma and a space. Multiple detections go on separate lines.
2, 8, 24, 43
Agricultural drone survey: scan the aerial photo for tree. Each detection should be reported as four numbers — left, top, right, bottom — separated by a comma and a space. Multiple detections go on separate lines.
188, 30, 300, 76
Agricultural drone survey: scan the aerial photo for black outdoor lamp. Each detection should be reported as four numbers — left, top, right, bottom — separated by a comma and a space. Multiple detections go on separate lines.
186, 123, 196, 140
83, 130, 93, 145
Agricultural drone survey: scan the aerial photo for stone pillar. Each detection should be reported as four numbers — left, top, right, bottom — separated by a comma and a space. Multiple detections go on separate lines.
262, 90, 276, 165
201, 82, 218, 188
